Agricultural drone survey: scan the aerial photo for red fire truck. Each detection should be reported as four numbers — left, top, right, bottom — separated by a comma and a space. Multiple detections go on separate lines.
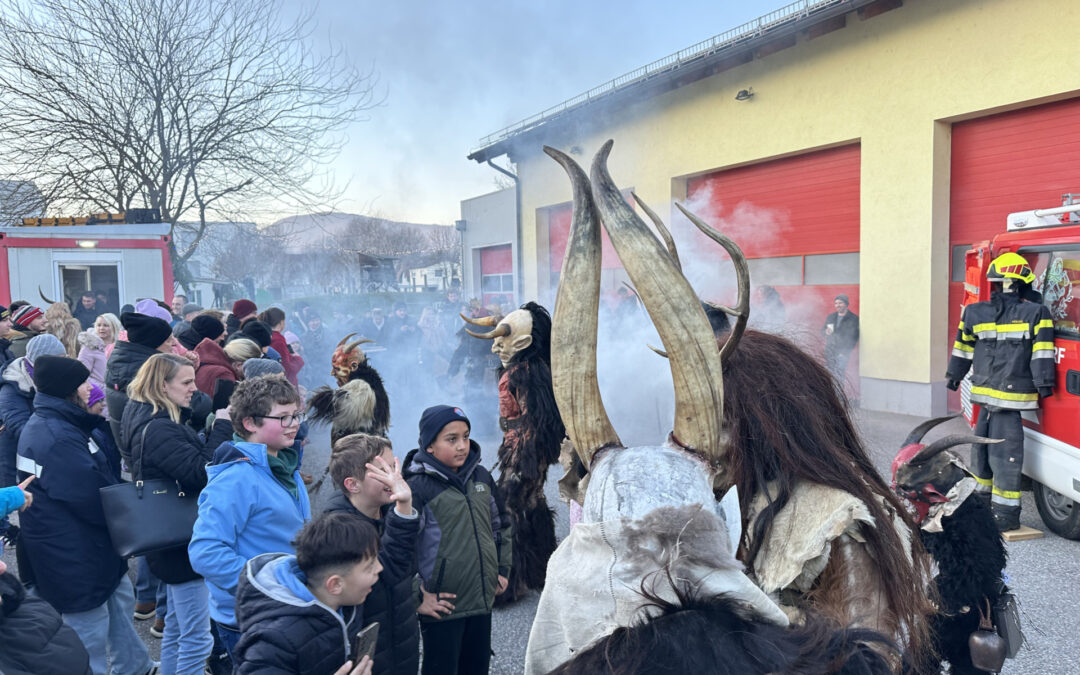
959, 196, 1080, 539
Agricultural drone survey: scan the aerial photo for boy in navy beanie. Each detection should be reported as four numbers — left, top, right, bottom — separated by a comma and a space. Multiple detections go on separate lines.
403, 405, 511, 675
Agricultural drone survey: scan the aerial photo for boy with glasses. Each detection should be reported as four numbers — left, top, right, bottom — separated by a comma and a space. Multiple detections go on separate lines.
189, 374, 310, 659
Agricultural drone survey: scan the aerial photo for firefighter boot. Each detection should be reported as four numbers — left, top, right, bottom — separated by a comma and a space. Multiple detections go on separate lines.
993, 503, 1022, 532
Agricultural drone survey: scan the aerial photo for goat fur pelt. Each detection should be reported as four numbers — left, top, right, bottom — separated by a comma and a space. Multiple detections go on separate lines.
307, 361, 390, 445
548, 587, 896, 675
910, 495, 1008, 675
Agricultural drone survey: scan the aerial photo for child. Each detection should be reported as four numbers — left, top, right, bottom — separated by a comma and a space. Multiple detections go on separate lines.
188, 374, 310, 658
325, 434, 421, 675
403, 405, 512, 675
233, 512, 379, 675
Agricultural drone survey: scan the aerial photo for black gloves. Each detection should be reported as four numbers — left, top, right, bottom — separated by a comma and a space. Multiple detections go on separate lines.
946, 379, 960, 391
1039, 386, 1053, 398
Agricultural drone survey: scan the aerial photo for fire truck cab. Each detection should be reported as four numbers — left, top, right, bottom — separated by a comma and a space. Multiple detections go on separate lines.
959, 196, 1080, 539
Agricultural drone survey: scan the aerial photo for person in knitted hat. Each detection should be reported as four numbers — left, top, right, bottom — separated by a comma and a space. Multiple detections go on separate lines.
403, 405, 511, 675
87, 383, 106, 415
8, 306, 46, 359
134, 298, 173, 324
226, 299, 257, 337
242, 358, 285, 380
0, 305, 14, 366
104, 312, 175, 458
16, 354, 154, 675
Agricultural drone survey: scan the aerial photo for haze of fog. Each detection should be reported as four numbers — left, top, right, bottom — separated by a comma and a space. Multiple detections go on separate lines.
280, 0, 784, 225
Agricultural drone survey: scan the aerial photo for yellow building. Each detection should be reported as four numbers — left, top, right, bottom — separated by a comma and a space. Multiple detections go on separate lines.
468, 0, 1080, 416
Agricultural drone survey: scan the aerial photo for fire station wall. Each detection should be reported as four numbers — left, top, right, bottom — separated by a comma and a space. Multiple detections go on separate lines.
460, 187, 517, 304
508, 0, 1080, 416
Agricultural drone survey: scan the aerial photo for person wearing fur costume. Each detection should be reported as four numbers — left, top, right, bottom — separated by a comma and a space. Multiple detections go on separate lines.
307, 333, 390, 444
461, 302, 565, 605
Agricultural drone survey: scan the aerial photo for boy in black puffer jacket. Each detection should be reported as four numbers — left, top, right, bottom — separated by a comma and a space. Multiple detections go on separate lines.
234, 512, 379, 675
0, 560, 92, 675
324, 434, 421, 675
404, 405, 512, 675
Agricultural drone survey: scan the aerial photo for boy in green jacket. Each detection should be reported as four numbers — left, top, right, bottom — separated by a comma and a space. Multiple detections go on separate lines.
403, 405, 511, 675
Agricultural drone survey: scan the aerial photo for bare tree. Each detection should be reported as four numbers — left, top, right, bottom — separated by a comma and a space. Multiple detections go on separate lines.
0, 0, 377, 288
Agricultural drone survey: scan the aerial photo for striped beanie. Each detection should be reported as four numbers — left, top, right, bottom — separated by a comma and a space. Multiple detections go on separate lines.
12, 305, 43, 328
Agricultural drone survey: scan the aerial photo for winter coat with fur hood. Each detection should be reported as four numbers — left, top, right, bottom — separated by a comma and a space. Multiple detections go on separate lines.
77, 330, 108, 389
194, 337, 236, 396
0, 571, 92, 675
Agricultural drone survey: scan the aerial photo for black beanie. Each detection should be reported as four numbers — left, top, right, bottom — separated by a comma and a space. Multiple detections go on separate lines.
192, 314, 225, 342
33, 355, 89, 399
241, 320, 273, 348
418, 405, 471, 451
121, 312, 173, 349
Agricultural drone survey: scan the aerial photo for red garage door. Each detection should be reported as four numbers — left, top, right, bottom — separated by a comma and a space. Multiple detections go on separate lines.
479, 244, 513, 306
948, 97, 1080, 409
687, 144, 862, 391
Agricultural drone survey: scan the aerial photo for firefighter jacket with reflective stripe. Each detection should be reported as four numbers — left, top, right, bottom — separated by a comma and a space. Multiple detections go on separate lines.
946, 292, 1055, 410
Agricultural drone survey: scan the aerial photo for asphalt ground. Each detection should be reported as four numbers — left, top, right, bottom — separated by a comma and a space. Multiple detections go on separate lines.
3, 407, 1076, 674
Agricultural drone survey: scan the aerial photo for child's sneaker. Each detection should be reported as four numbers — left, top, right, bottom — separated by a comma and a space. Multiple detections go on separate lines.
150, 617, 165, 638
133, 601, 156, 621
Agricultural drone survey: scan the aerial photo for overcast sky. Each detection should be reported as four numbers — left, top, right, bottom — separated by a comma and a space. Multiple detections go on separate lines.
282, 1, 782, 225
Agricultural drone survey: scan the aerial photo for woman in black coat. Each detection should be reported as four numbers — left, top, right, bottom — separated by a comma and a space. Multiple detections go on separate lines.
120, 352, 231, 675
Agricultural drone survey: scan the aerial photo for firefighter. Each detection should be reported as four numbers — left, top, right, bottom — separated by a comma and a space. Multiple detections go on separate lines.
946, 252, 1055, 532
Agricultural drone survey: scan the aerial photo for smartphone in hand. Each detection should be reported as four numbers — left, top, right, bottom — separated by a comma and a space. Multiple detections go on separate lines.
352, 622, 379, 664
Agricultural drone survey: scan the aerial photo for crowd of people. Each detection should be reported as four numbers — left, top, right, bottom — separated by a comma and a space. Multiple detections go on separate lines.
0, 289, 519, 675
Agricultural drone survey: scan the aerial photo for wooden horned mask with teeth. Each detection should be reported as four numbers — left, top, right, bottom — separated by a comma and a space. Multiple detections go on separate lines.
461, 310, 534, 367
331, 333, 374, 386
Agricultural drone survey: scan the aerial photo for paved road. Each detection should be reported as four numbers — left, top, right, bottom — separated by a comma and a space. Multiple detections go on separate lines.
3, 408, 1075, 673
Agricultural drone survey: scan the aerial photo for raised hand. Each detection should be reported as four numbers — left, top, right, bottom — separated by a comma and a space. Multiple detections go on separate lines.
365, 454, 412, 514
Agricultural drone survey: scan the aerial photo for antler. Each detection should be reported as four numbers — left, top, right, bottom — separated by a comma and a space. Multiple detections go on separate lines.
465, 323, 511, 340
912, 435, 1002, 463
545, 145, 620, 468
674, 202, 750, 364
591, 140, 725, 468
901, 414, 960, 448
631, 192, 681, 271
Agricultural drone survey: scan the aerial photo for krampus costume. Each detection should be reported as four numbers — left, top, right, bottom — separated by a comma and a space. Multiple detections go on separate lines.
307, 333, 391, 444
891, 415, 1017, 674
460, 302, 565, 604
525, 141, 903, 675
946, 252, 1055, 531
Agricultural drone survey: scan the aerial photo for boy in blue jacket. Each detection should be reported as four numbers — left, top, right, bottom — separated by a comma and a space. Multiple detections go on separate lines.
189, 374, 310, 658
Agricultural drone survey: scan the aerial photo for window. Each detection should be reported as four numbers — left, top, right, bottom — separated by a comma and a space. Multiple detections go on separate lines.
746, 256, 802, 286
951, 245, 970, 283
481, 273, 513, 293
1031, 249, 1080, 339
804, 253, 859, 285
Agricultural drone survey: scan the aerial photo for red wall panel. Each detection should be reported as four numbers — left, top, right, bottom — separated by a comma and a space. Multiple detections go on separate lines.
948, 97, 1080, 408
547, 203, 622, 274
686, 144, 861, 258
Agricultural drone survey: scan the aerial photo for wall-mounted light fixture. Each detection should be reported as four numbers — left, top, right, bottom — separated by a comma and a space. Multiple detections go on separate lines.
76, 240, 98, 248
735, 88, 754, 101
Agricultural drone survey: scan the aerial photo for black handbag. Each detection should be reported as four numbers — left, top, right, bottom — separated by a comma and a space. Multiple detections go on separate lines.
99, 423, 199, 558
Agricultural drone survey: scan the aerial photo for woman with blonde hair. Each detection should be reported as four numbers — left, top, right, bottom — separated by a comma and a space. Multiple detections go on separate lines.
223, 337, 262, 366
119, 353, 232, 675
77, 313, 122, 395
44, 302, 81, 357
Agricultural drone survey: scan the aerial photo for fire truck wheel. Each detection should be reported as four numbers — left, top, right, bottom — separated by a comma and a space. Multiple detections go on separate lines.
1032, 481, 1080, 540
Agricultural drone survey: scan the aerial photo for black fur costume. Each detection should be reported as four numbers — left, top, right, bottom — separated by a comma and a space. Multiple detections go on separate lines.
495, 302, 566, 605
308, 335, 391, 444
912, 496, 1009, 675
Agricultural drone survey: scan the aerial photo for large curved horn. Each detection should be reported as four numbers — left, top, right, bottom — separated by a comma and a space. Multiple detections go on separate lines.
38, 285, 57, 305
545, 145, 620, 467
591, 140, 724, 466
902, 414, 960, 448
913, 435, 1002, 463
631, 192, 681, 272
460, 313, 498, 327
465, 323, 511, 340
336, 332, 358, 349
344, 337, 374, 353
675, 202, 750, 364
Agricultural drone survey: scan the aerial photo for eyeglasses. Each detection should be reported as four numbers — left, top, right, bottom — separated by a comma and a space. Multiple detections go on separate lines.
256, 412, 305, 427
